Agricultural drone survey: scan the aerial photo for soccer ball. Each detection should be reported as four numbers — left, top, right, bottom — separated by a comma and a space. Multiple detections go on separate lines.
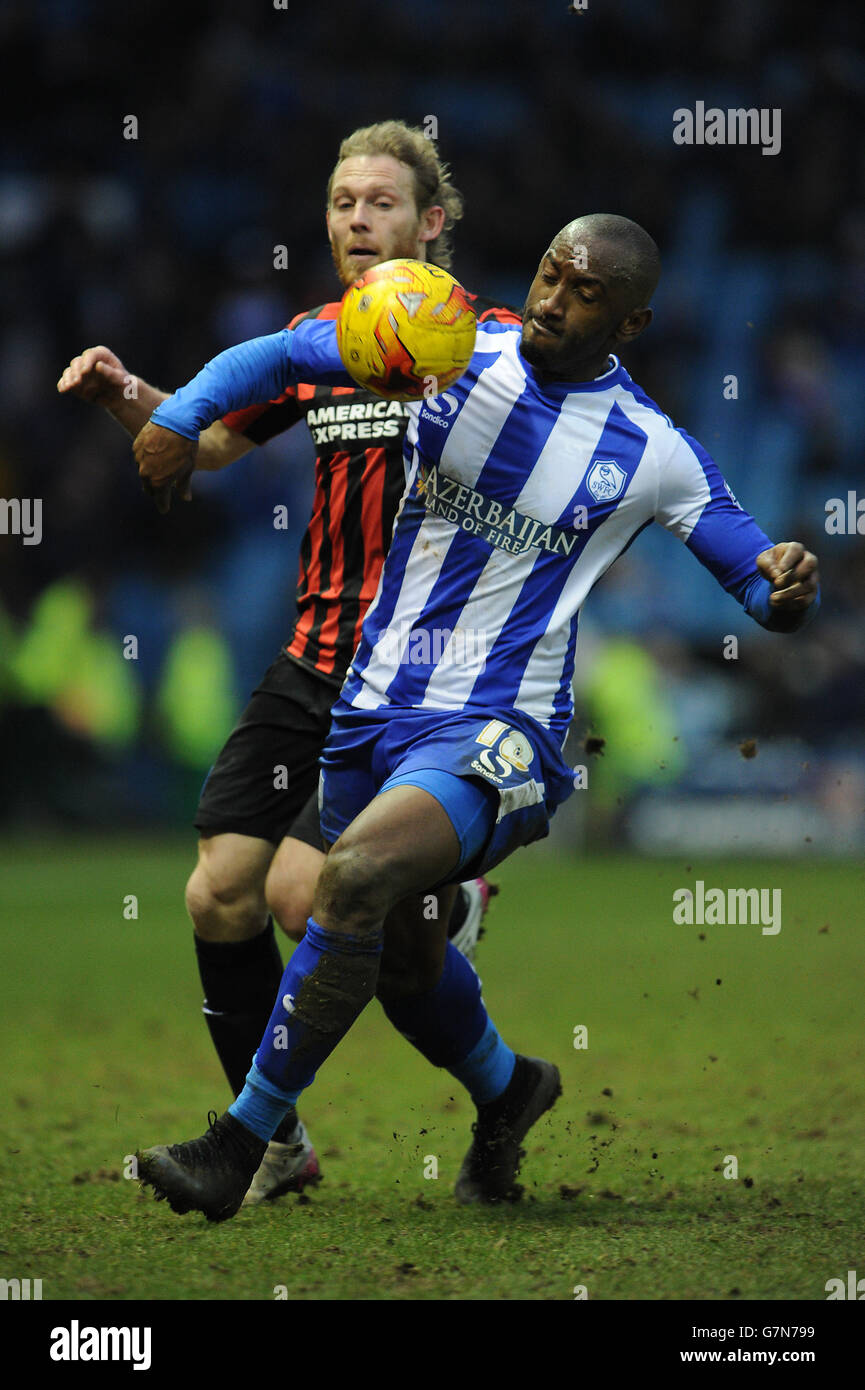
336, 259, 477, 401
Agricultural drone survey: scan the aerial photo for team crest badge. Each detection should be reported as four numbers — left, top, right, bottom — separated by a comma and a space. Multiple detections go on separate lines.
586, 460, 626, 503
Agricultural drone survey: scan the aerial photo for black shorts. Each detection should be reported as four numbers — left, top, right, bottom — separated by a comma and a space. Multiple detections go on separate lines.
194, 652, 341, 849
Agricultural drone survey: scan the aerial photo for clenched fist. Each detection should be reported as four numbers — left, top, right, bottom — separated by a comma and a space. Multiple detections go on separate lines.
756, 542, 819, 611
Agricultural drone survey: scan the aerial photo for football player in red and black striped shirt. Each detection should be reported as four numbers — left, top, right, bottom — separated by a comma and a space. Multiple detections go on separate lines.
59, 121, 518, 1204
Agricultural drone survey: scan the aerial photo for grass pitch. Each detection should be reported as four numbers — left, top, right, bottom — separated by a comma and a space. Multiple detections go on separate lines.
0, 836, 862, 1301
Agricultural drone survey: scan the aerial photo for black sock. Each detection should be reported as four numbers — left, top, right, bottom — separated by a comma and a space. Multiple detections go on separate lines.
272, 1113, 301, 1144
447, 885, 470, 939
194, 922, 298, 1141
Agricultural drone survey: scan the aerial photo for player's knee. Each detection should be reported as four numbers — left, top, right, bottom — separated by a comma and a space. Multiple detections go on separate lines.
314, 844, 390, 934
265, 873, 311, 944
185, 857, 265, 942
264, 842, 324, 943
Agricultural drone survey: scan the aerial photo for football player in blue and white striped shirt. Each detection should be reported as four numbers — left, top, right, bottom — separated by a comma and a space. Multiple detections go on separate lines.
133, 214, 819, 1220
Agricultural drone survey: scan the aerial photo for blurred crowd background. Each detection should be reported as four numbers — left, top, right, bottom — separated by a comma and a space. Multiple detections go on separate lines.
1, 0, 863, 851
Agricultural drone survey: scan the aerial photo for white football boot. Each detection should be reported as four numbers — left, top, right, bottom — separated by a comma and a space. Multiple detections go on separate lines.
241, 1120, 321, 1207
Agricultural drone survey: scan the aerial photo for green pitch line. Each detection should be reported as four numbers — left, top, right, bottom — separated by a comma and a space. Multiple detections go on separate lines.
0, 837, 862, 1300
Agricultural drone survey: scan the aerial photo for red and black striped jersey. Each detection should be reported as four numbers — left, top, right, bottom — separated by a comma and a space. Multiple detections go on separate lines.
223, 295, 521, 684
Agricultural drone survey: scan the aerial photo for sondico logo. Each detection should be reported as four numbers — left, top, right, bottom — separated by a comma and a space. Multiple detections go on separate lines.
421, 393, 459, 427
472, 719, 534, 782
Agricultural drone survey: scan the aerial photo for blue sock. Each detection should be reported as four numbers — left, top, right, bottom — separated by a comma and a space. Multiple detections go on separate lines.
449, 1017, 516, 1105
229, 917, 381, 1141
380, 943, 515, 1106
229, 1061, 302, 1142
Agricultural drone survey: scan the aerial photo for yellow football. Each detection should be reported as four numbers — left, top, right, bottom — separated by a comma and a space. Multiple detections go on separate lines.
336, 259, 477, 401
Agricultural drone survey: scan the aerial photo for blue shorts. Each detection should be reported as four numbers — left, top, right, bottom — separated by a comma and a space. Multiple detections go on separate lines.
318, 703, 575, 882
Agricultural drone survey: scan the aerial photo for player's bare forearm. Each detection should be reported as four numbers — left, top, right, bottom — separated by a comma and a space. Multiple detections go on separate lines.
195, 420, 255, 472
106, 380, 170, 437
58, 345, 253, 481
83, 378, 249, 472
57, 345, 167, 434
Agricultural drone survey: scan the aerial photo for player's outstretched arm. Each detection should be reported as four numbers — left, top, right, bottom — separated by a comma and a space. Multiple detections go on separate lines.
132, 330, 295, 513
692, 525, 819, 634
132, 321, 351, 512
657, 434, 821, 633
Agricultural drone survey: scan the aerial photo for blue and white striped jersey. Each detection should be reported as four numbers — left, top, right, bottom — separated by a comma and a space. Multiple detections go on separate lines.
289, 318, 778, 744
